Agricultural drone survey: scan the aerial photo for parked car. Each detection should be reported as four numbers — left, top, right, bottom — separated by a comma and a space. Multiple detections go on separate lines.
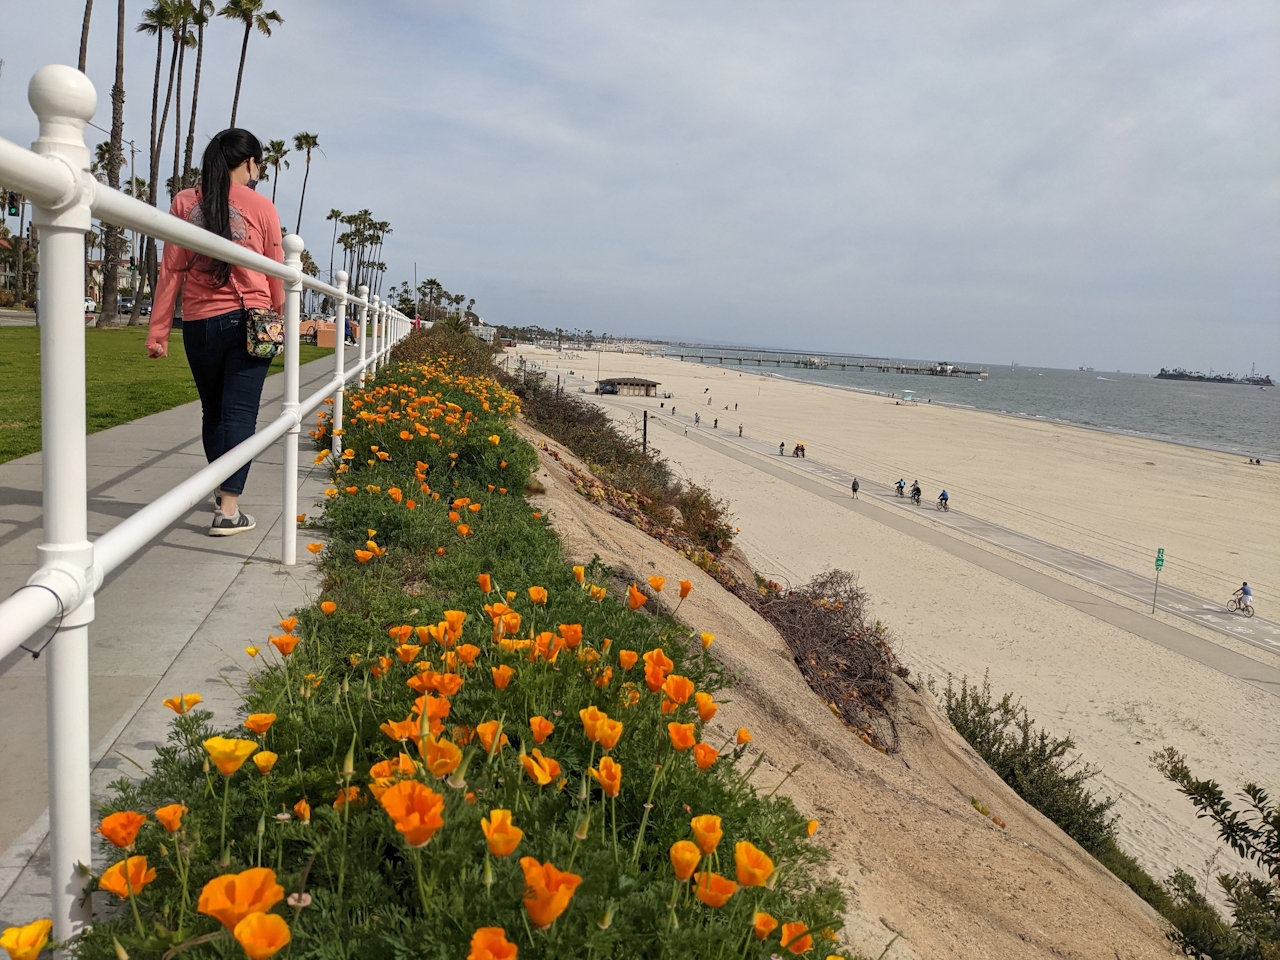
84, 297, 96, 313
138, 300, 152, 317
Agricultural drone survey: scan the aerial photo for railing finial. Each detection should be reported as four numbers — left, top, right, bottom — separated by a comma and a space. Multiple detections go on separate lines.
28, 65, 95, 170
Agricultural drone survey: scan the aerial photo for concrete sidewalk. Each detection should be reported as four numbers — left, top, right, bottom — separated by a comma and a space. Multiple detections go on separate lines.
0, 358, 338, 923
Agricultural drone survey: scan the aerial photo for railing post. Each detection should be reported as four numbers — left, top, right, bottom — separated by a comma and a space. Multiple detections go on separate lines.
356, 284, 369, 388
280, 234, 304, 566
370, 295, 381, 376
330, 270, 348, 458
28, 64, 97, 945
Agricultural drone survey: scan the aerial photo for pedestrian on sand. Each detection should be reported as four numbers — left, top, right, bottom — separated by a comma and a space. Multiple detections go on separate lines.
147, 129, 281, 537
779, 441, 785, 455
851, 477, 859, 499
713, 418, 718, 429
738, 423, 743, 437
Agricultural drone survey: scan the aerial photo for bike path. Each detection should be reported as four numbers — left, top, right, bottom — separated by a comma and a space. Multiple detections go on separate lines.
599, 400, 1280, 699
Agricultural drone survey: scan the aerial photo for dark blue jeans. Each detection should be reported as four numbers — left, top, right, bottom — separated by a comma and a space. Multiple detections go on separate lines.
182, 309, 272, 496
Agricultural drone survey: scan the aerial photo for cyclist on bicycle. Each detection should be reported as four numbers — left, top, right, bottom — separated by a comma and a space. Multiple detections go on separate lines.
1235, 582, 1252, 607
910, 481, 921, 504
896, 478, 906, 497
938, 489, 949, 507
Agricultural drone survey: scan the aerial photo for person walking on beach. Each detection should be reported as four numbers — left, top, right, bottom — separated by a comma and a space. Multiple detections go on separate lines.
851, 477, 859, 499
694, 412, 700, 427
779, 441, 785, 455
146, 129, 283, 537
738, 423, 743, 437
713, 418, 718, 429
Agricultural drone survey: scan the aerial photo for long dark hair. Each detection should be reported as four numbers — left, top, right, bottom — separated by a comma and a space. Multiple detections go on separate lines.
198, 128, 263, 287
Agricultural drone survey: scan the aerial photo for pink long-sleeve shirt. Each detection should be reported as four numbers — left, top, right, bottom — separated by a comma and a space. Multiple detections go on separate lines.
147, 182, 286, 351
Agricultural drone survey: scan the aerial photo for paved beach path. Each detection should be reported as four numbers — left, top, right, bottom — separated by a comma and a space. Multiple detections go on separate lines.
0, 358, 334, 917
604, 395, 1280, 697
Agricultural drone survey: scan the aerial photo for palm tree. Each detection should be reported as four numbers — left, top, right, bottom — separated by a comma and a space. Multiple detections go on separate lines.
100, 0, 128, 327
134, 0, 177, 326
292, 131, 319, 235
181, 0, 214, 186
78, 0, 95, 72
263, 139, 289, 203
326, 208, 342, 282
170, 2, 196, 200
219, 0, 283, 127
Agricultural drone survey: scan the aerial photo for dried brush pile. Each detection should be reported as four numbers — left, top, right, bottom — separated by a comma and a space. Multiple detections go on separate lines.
749, 571, 908, 752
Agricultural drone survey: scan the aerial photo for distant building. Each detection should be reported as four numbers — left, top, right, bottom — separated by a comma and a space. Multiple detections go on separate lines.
597, 377, 660, 397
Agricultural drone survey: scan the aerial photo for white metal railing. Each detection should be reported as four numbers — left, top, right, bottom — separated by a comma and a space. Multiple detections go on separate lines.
0, 64, 413, 940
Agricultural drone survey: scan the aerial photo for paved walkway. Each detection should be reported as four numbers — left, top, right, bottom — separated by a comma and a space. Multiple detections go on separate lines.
0, 359, 334, 922
594, 395, 1280, 699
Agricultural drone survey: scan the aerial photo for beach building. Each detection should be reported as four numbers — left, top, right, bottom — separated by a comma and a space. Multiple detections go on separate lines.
598, 376, 661, 397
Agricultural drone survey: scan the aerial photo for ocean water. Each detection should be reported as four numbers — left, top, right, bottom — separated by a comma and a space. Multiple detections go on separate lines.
678, 358, 1278, 460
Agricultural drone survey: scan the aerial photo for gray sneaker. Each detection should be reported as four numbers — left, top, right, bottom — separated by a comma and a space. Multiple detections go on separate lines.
209, 510, 256, 537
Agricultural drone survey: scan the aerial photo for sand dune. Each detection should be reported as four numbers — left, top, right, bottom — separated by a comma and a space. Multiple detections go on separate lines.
515, 345, 1280, 902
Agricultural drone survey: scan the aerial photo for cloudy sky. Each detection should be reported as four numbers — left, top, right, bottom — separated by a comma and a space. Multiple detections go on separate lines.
3, 1, 1277, 373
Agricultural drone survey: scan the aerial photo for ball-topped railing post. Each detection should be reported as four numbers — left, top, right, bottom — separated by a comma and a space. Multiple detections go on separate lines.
281, 233, 305, 566
29, 63, 98, 945
356, 284, 369, 387
331, 270, 350, 458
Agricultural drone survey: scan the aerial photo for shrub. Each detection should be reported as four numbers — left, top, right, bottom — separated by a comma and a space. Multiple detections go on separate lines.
51, 352, 848, 960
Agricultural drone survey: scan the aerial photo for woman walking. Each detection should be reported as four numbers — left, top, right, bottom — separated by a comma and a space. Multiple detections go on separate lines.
146, 129, 284, 536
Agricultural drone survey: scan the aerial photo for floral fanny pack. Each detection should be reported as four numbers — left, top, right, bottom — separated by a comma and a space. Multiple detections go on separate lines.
231, 274, 284, 359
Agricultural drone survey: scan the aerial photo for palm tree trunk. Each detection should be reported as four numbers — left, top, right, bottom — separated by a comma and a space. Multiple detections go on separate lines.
171, 21, 187, 198
294, 154, 311, 234
329, 219, 338, 283
78, 0, 94, 72
147, 31, 163, 200
271, 164, 279, 203
183, 19, 205, 184
152, 32, 179, 197
229, 20, 251, 127
100, 0, 127, 328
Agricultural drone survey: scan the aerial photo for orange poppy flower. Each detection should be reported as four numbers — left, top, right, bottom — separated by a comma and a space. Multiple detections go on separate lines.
381, 716, 421, 742
444, 609, 467, 638
476, 720, 509, 754
700, 631, 715, 649
627, 583, 646, 610
734, 840, 774, 887
491, 665, 515, 690
203, 737, 258, 776
279, 617, 298, 634
394, 644, 421, 664
691, 814, 723, 854
333, 786, 363, 809
197, 867, 284, 930
667, 722, 696, 752
519, 718, 553, 748
519, 749, 562, 786
692, 871, 738, 908
233, 912, 291, 960
419, 736, 462, 778
320, 601, 337, 615
753, 911, 779, 940
780, 921, 813, 954
243, 713, 277, 735
154, 804, 186, 833
456, 643, 481, 666
481, 809, 524, 858
643, 648, 674, 674
807, 819, 820, 836
572, 565, 585, 584
644, 663, 667, 693
432, 672, 465, 696
647, 576, 665, 593
528, 586, 548, 605
519, 857, 582, 930
269, 634, 300, 657
662, 674, 694, 705
695, 692, 718, 722
579, 705, 607, 742
456, 524, 472, 537
354, 549, 375, 563
253, 751, 278, 775
669, 839, 701, 881
163, 692, 202, 714
99, 856, 157, 899
468, 503, 481, 513
736, 728, 752, 744
99, 811, 146, 848
0, 919, 51, 960
449, 510, 461, 523
589, 584, 607, 601
389, 624, 414, 643
467, 926, 517, 960
618, 650, 638, 671
679, 579, 693, 598
477, 573, 493, 593
589, 756, 622, 797
368, 754, 417, 799
557, 623, 583, 649
378, 780, 445, 848
693, 742, 718, 770
596, 717, 623, 750
293, 799, 311, 823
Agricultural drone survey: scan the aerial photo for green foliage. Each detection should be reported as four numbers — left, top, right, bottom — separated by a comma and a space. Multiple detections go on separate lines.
937, 673, 1117, 854
0, 326, 331, 464
72, 353, 847, 959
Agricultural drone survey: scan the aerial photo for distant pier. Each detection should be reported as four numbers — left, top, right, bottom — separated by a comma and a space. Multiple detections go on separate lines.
644, 346, 989, 378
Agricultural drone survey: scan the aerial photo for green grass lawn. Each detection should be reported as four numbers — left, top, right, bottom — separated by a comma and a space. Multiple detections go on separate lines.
0, 326, 332, 464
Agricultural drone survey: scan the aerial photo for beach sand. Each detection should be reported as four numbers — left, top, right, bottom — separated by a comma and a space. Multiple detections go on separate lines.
515, 345, 1280, 901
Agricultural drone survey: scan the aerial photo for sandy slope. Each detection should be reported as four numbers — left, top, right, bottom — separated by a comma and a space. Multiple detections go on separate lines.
511, 346, 1280, 908
521, 422, 1176, 960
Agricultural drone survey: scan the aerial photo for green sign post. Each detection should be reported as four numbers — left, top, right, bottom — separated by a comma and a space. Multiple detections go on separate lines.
1152, 548, 1165, 612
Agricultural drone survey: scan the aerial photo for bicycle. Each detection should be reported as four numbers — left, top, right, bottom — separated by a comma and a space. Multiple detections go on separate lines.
910, 490, 921, 506
1227, 596, 1255, 618
936, 498, 950, 512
